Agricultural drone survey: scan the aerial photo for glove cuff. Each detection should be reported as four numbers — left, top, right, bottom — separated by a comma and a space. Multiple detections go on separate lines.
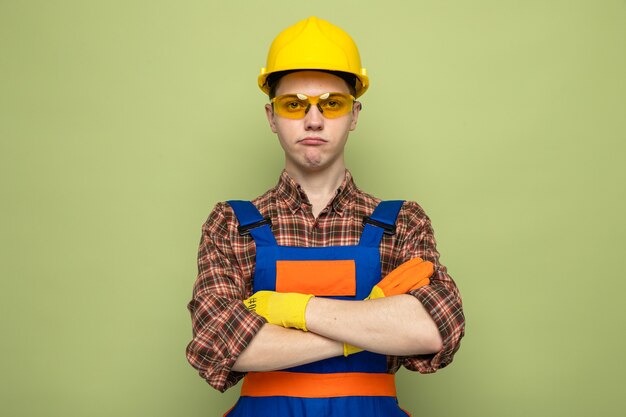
366, 285, 386, 300
343, 342, 363, 357
279, 293, 314, 331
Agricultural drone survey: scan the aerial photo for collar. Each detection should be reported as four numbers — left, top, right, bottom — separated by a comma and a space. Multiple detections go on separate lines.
275, 169, 356, 216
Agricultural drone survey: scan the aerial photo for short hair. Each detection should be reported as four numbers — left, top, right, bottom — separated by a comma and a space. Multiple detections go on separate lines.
267, 70, 357, 99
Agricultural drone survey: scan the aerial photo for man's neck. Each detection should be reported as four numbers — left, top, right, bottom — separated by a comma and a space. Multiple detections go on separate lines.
285, 164, 346, 218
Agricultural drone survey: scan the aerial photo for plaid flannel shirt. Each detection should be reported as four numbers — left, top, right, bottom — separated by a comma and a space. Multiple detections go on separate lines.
186, 170, 465, 392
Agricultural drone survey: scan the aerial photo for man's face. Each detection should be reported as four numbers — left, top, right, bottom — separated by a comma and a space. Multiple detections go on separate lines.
265, 71, 361, 174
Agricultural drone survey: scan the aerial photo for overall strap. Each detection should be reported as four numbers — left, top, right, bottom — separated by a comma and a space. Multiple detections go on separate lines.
359, 200, 405, 247
227, 200, 277, 246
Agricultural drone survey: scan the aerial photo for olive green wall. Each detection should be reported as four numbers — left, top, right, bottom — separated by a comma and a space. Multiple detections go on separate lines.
1, 1, 625, 416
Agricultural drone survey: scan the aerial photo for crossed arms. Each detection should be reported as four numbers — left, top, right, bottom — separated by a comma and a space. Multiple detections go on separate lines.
186, 201, 465, 392
233, 294, 443, 372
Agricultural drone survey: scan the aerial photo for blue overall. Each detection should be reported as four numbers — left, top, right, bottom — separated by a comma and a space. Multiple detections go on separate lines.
225, 200, 410, 417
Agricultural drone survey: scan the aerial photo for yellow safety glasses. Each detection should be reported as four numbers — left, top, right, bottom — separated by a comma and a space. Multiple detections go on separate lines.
271, 92, 356, 119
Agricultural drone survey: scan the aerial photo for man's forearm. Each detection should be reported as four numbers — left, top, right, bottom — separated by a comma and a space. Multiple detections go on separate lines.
232, 323, 343, 372
305, 295, 443, 356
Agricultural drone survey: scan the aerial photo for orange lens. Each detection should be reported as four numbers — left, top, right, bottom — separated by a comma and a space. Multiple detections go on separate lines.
318, 93, 354, 118
272, 94, 309, 119
272, 93, 355, 119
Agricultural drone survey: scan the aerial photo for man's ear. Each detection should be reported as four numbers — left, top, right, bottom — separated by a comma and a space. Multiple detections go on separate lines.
265, 103, 278, 133
349, 101, 362, 131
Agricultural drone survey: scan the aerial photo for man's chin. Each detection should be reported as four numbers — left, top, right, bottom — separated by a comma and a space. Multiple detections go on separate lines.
302, 152, 324, 169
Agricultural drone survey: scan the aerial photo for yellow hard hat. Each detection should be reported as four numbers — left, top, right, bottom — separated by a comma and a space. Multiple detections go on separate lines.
258, 16, 369, 98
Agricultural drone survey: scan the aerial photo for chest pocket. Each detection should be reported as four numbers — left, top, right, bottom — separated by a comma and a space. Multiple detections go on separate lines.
276, 259, 356, 297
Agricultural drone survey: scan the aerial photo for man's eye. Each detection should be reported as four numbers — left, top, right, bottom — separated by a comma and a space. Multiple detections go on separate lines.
287, 101, 303, 109
324, 100, 345, 109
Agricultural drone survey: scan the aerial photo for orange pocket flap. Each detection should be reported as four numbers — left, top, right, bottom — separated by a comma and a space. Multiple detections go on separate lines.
276, 260, 356, 296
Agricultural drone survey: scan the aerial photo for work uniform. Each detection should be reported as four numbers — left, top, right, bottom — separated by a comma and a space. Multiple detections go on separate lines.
186, 170, 465, 414
225, 198, 406, 416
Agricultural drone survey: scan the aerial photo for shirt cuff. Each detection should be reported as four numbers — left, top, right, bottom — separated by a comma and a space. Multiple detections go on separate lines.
404, 283, 465, 373
186, 297, 266, 392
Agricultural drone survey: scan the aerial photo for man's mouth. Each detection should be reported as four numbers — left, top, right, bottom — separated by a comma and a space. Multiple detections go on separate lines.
298, 137, 327, 145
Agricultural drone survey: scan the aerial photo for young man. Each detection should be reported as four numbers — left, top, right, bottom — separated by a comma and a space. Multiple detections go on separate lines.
186, 16, 465, 416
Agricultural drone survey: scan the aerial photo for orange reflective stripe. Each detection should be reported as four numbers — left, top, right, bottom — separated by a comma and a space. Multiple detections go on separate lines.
276, 260, 356, 296
241, 372, 396, 398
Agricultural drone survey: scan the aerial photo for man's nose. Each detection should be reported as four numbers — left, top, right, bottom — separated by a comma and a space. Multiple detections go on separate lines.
304, 104, 324, 130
